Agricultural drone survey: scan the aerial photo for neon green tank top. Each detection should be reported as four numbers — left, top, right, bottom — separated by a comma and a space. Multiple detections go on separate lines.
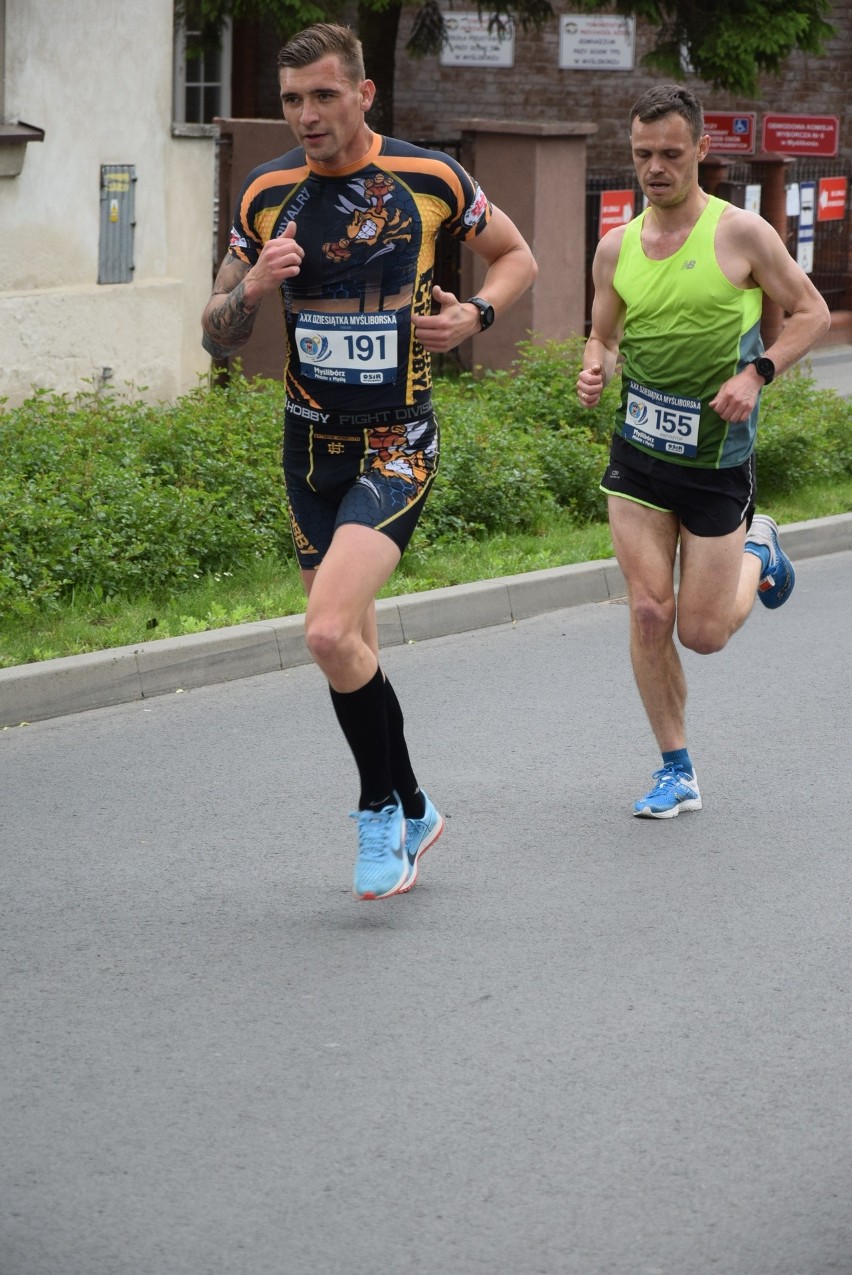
613, 195, 764, 468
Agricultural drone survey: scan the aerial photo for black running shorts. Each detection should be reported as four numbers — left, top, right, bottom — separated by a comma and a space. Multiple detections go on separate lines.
601, 432, 756, 537
283, 411, 439, 569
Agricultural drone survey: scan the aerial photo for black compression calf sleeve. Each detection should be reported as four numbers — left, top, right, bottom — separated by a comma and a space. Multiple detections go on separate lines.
328, 666, 394, 811
384, 676, 425, 820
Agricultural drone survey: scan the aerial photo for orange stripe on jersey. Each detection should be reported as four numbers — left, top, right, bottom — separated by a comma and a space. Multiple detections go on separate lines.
233, 163, 308, 261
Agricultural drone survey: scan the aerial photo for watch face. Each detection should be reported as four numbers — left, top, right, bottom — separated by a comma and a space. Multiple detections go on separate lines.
469, 297, 494, 329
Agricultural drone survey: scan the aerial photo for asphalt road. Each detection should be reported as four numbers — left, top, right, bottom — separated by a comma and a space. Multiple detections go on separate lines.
2, 550, 851, 1275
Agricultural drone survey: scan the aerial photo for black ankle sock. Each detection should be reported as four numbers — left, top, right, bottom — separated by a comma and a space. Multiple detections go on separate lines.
328, 667, 394, 810
364, 795, 395, 813
397, 787, 425, 820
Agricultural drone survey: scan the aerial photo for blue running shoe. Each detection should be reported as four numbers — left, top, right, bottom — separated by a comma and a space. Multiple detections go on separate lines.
634, 766, 702, 819
746, 514, 796, 609
397, 791, 444, 893
351, 801, 408, 900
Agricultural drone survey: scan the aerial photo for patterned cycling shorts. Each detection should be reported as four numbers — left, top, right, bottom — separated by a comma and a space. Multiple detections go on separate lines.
283, 412, 439, 569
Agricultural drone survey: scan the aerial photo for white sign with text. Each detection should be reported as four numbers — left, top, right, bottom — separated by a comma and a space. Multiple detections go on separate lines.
440, 13, 515, 67
559, 14, 635, 70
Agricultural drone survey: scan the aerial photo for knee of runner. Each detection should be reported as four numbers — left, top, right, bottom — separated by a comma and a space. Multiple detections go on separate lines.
631, 595, 675, 643
677, 618, 729, 656
304, 615, 358, 667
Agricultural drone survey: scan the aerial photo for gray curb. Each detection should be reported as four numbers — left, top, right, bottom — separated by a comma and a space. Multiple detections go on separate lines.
2, 513, 851, 729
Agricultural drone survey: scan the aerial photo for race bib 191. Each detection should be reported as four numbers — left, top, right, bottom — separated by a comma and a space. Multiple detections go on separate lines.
295, 311, 398, 386
623, 381, 701, 459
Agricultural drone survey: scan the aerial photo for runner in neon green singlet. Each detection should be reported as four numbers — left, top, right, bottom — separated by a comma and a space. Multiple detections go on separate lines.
614, 194, 763, 468
577, 85, 829, 820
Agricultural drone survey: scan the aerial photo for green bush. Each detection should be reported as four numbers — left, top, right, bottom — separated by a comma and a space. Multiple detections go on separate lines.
423, 389, 558, 541
754, 364, 852, 494
464, 337, 616, 446
1, 341, 849, 621
0, 378, 291, 618
428, 336, 613, 534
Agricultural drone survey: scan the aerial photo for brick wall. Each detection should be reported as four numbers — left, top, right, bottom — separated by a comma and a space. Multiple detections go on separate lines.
393, 0, 852, 177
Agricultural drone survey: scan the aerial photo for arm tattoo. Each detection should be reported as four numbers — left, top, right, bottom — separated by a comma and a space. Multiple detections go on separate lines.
202, 331, 237, 361
203, 280, 259, 356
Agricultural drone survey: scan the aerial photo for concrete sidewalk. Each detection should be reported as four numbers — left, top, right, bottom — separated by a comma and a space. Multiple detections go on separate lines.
2, 512, 851, 729
806, 342, 852, 398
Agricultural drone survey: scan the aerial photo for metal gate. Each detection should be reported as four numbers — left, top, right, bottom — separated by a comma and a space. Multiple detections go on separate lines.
585, 158, 850, 331
782, 157, 850, 310
584, 167, 643, 334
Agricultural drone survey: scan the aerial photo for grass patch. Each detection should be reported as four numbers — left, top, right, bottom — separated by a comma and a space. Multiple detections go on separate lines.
1, 480, 849, 669
2, 341, 849, 668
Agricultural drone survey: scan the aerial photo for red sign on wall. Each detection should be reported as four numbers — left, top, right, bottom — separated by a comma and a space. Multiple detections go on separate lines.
817, 176, 848, 221
598, 189, 635, 238
704, 112, 756, 154
762, 114, 839, 156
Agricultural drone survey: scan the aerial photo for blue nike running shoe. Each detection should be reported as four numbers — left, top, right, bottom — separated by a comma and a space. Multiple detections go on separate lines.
746, 514, 796, 609
398, 791, 444, 893
634, 766, 702, 819
351, 801, 408, 900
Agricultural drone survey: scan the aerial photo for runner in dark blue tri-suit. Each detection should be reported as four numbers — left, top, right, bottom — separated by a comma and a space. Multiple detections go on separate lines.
202, 22, 537, 901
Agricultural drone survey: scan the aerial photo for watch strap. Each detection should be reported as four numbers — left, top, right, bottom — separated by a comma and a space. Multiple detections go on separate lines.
466, 296, 494, 330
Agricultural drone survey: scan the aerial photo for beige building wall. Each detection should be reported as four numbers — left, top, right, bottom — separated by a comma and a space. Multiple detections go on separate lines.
0, 0, 216, 406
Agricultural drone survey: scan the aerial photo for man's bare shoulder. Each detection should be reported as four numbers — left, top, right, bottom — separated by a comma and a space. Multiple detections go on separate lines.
717, 202, 777, 248
594, 220, 632, 265
590, 220, 632, 291
716, 200, 795, 280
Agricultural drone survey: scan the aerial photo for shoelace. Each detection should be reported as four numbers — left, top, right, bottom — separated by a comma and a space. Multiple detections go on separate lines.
351, 807, 399, 860
649, 765, 692, 792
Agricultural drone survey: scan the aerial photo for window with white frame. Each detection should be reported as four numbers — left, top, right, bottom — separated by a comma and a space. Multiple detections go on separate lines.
173, 18, 232, 124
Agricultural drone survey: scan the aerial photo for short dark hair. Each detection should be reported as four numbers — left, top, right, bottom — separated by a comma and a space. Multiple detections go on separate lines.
277, 23, 365, 83
629, 85, 705, 143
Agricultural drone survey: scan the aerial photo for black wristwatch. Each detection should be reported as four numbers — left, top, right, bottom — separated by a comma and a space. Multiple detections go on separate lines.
750, 356, 776, 385
466, 296, 495, 331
